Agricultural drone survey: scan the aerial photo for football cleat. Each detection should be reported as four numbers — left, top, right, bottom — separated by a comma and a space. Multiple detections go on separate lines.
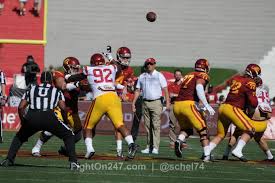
0, 158, 14, 167
70, 162, 80, 170
232, 152, 248, 162
117, 150, 124, 160
58, 146, 69, 157
85, 151, 95, 159
174, 140, 184, 158
127, 143, 138, 159
202, 155, 211, 162
32, 152, 42, 157
222, 155, 229, 160
31, 147, 41, 157
263, 158, 275, 162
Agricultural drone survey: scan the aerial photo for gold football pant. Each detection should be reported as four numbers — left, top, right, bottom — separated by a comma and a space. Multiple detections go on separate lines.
217, 104, 267, 138
173, 100, 206, 132
84, 92, 124, 130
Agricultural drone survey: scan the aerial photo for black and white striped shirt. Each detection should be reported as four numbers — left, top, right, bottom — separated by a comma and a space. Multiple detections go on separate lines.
22, 83, 65, 110
0, 70, 6, 96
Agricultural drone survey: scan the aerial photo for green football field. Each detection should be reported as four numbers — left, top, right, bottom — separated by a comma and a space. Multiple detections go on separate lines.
0, 132, 275, 183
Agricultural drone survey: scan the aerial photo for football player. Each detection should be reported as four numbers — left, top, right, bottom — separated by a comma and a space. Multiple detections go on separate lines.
103, 46, 139, 158
222, 77, 274, 161
32, 57, 86, 156
208, 64, 268, 161
66, 53, 138, 160
173, 59, 215, 162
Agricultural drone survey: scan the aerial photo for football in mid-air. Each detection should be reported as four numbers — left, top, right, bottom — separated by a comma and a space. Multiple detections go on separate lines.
146, 11, 157, 22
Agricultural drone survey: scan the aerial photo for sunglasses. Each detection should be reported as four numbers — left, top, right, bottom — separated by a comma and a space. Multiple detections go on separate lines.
147, 62, 156, 65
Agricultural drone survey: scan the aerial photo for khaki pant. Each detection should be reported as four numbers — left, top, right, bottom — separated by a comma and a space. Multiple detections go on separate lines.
143, 99, 162, 150
169, 104, 178, 144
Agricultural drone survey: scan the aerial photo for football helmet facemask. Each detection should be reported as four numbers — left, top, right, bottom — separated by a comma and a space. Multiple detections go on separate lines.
63, 57, 80, 74
116, 47, 131, 66
195, 58, 210, 73
90, 53, 105, 66
245, 64, 261, 79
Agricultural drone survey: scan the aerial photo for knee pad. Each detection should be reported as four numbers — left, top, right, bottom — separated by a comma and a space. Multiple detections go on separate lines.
185, 128, 194, 137
198, 127, 208, 142
40, 131, 53, 143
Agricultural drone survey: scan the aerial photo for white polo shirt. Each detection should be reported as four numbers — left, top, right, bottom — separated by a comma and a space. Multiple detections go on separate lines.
136, 70, 167, 100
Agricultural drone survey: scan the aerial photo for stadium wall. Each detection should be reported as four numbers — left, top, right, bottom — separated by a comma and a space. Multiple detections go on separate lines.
45, 0, 275, 70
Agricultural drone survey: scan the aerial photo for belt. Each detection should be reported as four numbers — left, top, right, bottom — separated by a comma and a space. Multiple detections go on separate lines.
143, 98, 161, 102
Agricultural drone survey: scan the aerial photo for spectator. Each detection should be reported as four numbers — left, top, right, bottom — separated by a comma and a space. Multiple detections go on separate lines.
21, 55, 40, 88
0, 0, 4, 15
48, 65, 55, 72
206, 84, 218, 104
217, 95, 225, 104
19, 0, 27, 16
132, 58, 170, 154
0, 69, 7, 143
33, 0, 42, 17
167, 69, 183, 148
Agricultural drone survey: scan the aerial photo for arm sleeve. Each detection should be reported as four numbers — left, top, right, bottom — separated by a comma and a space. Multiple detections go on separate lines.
196, 83, 210, 107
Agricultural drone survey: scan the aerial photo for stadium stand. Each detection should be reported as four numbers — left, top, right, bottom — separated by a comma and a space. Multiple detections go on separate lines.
260, 47, 275, 98
45, 0, 275, 71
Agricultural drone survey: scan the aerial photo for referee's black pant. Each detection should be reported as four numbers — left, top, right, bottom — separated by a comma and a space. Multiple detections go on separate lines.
6, 110, 77, 163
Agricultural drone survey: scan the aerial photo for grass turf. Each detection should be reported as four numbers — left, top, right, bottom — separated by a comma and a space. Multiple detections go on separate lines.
131, 67, 238, 86
0, 132, 274, 183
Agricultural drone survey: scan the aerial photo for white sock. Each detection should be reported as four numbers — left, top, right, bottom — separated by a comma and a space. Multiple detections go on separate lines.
265, 150, 274, 159
223, 145, 233, 157
178, 134, 186, 142
209, 142, 217, 152
85, 137, 95, 152
116, 140, 122, 151
34, 139, 43, 150
232, 139, 246, 156
124, 135, 134, 145
203, 145, 210, 156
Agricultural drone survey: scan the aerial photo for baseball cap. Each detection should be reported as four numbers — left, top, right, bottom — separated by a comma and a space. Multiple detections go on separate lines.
145, 58, 156, 64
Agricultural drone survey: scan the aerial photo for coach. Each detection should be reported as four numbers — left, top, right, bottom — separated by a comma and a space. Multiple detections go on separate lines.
0, 71, 79, 170
132, 58, 170, 154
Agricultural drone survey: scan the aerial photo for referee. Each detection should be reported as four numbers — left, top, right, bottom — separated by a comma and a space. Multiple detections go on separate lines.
0, 69, 7, 143
0, 71, 79, 170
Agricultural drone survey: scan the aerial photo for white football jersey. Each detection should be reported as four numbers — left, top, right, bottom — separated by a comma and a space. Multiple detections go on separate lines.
252, 84, 272, 120
83, 64, 118, 99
